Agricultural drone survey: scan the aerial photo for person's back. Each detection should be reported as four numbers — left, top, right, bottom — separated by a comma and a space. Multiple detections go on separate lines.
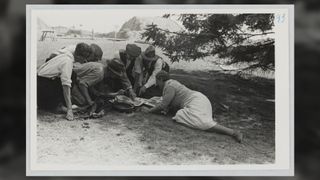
163, 79, 195, 109
37, 43, 92, 120
38, 52, 74, 87
56, 45, 76, 55
73, 61, 104, 80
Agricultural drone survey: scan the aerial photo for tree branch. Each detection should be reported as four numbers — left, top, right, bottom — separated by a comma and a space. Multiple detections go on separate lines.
222, 33, 274, 51
147, 24, 274, 39
149, 26, 213, 37
238, 32, 275, 36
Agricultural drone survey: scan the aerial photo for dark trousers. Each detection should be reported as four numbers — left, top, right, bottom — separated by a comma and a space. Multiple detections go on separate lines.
107, 77, 123, 92
37, 76, 64, 110
37, 73, 77, 110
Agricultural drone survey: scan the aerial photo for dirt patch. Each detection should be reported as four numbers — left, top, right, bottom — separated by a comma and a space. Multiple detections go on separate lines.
37, 110, 274, 165
36, 39, 275, 166
37, 69, 275, 166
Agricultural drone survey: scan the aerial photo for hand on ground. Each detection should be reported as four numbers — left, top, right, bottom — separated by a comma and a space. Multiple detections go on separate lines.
66, 109, 74, 121
128, 88, 137, 100
138, 86, 147, 96
89, 102, 97, 117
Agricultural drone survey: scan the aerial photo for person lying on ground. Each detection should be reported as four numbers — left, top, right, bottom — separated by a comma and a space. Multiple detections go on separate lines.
138, 45, 170, 98
37, 42, 91, 120
146, 71, 243, 143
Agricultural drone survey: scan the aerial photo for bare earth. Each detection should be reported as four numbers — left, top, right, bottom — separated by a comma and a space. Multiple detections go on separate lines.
37, 69, 275, 166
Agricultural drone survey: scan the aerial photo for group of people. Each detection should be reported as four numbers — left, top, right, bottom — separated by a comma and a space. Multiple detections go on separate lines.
37, 43, 170, 119
37, 42, 243, 143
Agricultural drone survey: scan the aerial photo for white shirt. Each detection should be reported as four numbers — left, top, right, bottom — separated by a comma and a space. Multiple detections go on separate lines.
144, 58, 164, 89
55, 45, 76, 55
37, 52, 74, 87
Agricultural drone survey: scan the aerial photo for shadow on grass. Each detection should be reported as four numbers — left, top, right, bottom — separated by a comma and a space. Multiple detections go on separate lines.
170, 69, 275, 121
37, 69, 275, 165
93, 69, 275, 165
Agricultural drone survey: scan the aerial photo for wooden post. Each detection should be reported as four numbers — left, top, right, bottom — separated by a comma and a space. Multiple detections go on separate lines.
40, 30, 55, 41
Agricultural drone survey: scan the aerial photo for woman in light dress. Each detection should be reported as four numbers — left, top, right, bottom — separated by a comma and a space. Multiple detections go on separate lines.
147, 71, 243, 143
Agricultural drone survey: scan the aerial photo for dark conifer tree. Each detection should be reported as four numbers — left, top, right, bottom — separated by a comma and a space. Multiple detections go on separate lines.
142, 14, 275, 71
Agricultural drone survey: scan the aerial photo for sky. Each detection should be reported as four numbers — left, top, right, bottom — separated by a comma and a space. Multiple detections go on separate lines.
35, 7, 277, 34
37, 9, 167, 33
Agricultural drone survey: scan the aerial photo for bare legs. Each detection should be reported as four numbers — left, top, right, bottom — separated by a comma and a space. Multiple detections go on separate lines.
206, 124, 243, 143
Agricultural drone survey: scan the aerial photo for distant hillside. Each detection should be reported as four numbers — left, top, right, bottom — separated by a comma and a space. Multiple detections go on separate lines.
117, 16, 184, 41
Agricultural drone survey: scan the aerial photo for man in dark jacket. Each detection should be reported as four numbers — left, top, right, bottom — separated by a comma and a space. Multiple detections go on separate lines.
138, 45, 170, 98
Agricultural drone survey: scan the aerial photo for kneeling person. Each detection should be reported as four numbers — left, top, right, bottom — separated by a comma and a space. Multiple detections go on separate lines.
72, 61, 105, 115
96, 56, 137, 100
138, 45, 169, 98
71, 44, 105, 115
37, 43, 91, 120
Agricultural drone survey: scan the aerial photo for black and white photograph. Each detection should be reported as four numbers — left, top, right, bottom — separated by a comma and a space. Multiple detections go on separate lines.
26, 5, 293, 176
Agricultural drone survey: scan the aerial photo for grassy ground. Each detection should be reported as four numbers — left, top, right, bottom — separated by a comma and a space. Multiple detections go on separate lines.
36, 39, 275, 166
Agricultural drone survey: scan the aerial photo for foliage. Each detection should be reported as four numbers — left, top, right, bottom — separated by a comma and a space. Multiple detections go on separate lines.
141, 14, 275, 71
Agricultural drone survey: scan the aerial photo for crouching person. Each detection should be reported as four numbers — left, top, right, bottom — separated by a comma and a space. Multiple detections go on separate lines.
147, 71, 243, 143
71, 44, 105, 115
96, 56, 137, 100
138, 45, 170, 98
118, 44, 143, 94
72, 61, 105, 115
37, 43, 91, 120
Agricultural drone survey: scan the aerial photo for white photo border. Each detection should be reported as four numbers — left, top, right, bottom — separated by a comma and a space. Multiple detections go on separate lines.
26, 4, 294, 176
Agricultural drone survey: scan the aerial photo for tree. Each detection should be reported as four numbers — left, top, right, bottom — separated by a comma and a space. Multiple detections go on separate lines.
141, 14, 275, 71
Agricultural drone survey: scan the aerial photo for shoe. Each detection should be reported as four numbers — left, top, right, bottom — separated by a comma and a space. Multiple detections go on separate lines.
55, 104, 68, 114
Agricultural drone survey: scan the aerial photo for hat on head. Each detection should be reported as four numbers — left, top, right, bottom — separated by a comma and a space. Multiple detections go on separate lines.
142, 45, 159, 61
107, 58, 125, 77
126, 44, 141, 57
